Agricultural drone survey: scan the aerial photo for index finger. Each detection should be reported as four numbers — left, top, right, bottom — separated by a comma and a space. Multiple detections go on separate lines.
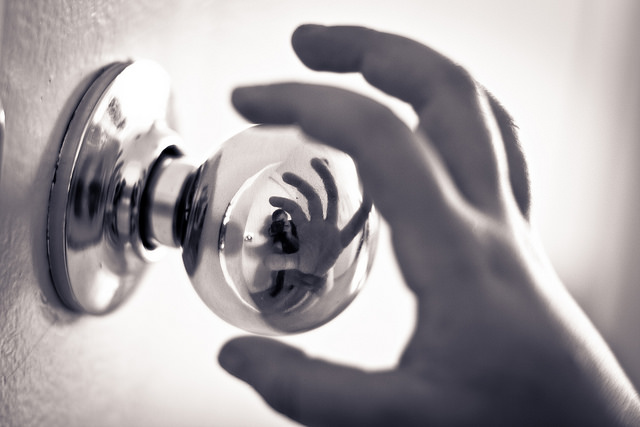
232, 83, 457, 227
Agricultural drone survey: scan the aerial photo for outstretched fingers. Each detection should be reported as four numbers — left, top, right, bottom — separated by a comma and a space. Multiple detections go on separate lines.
292, 24, 512, 215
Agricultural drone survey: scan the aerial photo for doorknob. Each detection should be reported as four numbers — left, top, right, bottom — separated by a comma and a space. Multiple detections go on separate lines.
47, 60, 378, 334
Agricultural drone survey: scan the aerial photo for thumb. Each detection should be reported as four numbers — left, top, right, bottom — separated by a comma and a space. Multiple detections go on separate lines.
265, 252, 300, 270
218, 336, 430, 427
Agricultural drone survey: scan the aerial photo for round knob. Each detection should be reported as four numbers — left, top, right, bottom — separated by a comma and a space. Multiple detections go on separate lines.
147, 126, 376, 334
48, 60, 378, 335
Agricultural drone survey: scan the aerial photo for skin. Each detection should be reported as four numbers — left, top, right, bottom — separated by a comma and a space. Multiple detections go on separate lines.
218, 25, 640, 426
251, 158, 372, 314
267, 157, 373, 277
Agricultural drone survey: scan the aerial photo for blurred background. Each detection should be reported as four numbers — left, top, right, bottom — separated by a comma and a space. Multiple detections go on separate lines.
0, 1, 638, 425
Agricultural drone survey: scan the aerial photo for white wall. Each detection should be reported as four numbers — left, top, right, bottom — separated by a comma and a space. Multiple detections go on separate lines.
0, 1, 638, 425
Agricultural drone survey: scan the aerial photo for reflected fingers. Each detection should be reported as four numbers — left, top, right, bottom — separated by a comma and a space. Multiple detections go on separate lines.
311, 158, 339, 224
282, 172, 324, 222
269, 196, 308, 224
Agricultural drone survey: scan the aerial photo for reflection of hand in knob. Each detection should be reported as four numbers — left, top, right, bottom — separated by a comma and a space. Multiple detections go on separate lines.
265, 157, 372, 278
250, 269, 326, 315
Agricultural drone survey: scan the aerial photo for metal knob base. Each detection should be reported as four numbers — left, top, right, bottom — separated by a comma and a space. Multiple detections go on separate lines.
47, 60, 179, 314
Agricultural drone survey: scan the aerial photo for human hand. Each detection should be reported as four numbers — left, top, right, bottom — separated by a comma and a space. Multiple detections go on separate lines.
219, 25, 640, 426
266, 157, 372, 278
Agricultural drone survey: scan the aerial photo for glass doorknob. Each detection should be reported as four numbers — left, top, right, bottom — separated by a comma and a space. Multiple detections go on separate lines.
47, 60, 378, 334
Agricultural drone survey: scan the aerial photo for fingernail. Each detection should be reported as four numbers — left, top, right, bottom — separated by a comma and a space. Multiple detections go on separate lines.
293, 24, 327, 45
231, 86, 269, 120
218, 343, 246, 378
296, 24, 327, 33
231, 86, 254, 105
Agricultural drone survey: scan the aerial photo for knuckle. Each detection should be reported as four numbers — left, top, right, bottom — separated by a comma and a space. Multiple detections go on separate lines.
357, 101, 407, 143
440, 62, 477, 95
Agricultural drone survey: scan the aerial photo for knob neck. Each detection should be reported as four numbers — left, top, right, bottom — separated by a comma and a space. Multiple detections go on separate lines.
142, 134, 198, 250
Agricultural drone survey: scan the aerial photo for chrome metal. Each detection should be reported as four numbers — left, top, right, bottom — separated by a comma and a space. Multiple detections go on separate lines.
185, 127, 378, 335
47, 60, 181, 314
146, 152, 197, 248
48, 60, 378, 335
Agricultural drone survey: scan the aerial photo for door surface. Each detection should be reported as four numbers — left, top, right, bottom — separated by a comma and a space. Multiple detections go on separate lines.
1, 1, 639, 426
